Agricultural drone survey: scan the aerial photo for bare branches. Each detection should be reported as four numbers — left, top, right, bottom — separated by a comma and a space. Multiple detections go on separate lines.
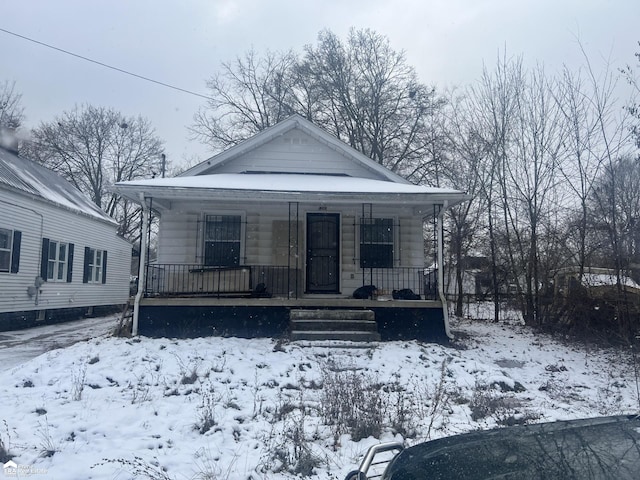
191, 28, 444, 175
25, 105, 164, 241
0, 80, 25, 130
190, 48, 298, 151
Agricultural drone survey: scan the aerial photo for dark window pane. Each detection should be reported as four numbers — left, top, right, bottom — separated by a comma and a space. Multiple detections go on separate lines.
0, 229, 10, 249
360, 244, 393, 268
0, 251, 9, 272
49, 241, 58, 261
204, 215, 241, 266
206, 215, 241, 241
204, 241, 240, 267
360, 218, 394, 268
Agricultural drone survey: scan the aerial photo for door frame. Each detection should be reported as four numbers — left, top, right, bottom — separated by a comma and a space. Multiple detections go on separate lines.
305, 212, 340, 294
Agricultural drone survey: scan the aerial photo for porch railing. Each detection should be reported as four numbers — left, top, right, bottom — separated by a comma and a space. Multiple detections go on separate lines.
144, 264, 437, 300
361, 267, 438, 300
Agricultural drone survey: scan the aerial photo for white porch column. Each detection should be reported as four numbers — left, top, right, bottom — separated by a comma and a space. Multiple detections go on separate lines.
132, 194, 150, 336
437, 201, 453, 339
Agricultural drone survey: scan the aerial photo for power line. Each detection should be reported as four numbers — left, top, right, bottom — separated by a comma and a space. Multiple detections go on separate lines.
0, 26, 213, 101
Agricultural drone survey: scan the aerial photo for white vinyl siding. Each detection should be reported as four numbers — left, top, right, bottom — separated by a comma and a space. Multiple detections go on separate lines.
0, 188, 131, 315
211, 130, 382, 179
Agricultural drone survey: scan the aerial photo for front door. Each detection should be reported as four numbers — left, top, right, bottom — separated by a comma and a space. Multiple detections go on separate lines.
306, 213, 339, 293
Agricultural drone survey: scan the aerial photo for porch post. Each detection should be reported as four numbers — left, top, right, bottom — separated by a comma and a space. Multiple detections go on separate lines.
288, 202, 299, 299
437, 201, 453, 339
132, 194, 150, 336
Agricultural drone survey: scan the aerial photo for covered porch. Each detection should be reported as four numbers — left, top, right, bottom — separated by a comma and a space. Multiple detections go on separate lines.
114, 174, 469, 341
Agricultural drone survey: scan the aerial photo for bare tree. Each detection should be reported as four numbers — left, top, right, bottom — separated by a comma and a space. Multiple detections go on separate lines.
25, 104, 165, 242
589, 155, 640, 340
465, 55, 568, 325
440, 89, 489, 315
505, 65, 565, 325
464, 54, 522, 321
0, 80, 24, 129
301, 28, 445, 174
621, 41, 640, 148
553, 67, 607, 277
191, 49, 299, 151
191, 28, 445, 177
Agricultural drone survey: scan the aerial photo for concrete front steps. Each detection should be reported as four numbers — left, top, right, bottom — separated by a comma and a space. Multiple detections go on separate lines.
289, 309, 380, 342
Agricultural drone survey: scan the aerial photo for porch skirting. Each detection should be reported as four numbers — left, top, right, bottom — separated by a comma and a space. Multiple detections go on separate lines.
137, 298, 449, 342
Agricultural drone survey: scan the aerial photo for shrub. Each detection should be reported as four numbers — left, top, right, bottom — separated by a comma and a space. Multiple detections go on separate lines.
320, 367, 384, 442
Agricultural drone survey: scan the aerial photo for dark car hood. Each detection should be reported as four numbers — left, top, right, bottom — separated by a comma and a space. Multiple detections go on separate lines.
383, 415, 640, 480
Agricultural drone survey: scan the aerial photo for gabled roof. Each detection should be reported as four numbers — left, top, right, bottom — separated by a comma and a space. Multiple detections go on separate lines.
0, 146, 115, 224
179, 114, 412, 184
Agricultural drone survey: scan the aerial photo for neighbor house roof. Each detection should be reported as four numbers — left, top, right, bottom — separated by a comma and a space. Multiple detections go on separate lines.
0, 146, 116, 224
582, 273, 640, 290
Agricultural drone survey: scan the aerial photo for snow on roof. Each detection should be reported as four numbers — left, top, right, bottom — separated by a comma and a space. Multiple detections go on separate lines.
582, 273, 640, 290
117, 173, 463, 195
0, 147, 115, 223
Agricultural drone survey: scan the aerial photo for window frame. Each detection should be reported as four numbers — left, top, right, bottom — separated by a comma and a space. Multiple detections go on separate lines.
84, 247, 107, 284
359, 217, 396, 269
202, 214, 244, 267
47, 240, 69, 282
0, 227, 12, 273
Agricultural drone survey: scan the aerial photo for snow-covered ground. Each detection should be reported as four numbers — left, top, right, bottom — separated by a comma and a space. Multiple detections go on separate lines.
0, 315, 638, 480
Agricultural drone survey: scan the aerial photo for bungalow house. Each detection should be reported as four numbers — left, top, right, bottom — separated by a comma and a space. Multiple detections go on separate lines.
0, 142, 131, 331
112, 115, 470, 341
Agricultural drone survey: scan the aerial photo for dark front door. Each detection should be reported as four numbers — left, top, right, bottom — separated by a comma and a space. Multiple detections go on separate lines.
306, 213, 339, 293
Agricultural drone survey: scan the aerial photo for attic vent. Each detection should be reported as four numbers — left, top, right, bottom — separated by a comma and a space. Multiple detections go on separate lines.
283, 136, 309, 145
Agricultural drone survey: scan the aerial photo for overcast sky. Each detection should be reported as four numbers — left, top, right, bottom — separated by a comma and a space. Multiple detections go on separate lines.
2, 0, 639, 167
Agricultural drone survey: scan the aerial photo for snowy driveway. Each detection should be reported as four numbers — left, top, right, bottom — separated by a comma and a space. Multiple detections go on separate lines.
0, 314, 119, 373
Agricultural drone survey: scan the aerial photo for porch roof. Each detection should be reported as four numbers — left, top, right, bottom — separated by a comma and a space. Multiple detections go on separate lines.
113, 173, 471, 208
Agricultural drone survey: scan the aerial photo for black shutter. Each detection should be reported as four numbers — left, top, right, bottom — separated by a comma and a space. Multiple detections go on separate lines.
83, 246, 91, 283
40, 238, 50, 281
66, 243, 74, 282
101, 251, 108, 284
10, 230, 21, 273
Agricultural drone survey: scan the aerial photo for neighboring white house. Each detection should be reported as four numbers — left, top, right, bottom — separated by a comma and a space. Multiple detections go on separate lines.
113, 115, 470, 341
0, 144, 131, 330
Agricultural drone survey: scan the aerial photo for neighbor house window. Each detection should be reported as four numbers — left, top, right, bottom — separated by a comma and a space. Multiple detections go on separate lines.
83, 247, 107, 284
360, 218, 394, 268
0, 228, 21, 273
204, 215, 241, 267
40, 238, 73, 281
47, 240, 68, 281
